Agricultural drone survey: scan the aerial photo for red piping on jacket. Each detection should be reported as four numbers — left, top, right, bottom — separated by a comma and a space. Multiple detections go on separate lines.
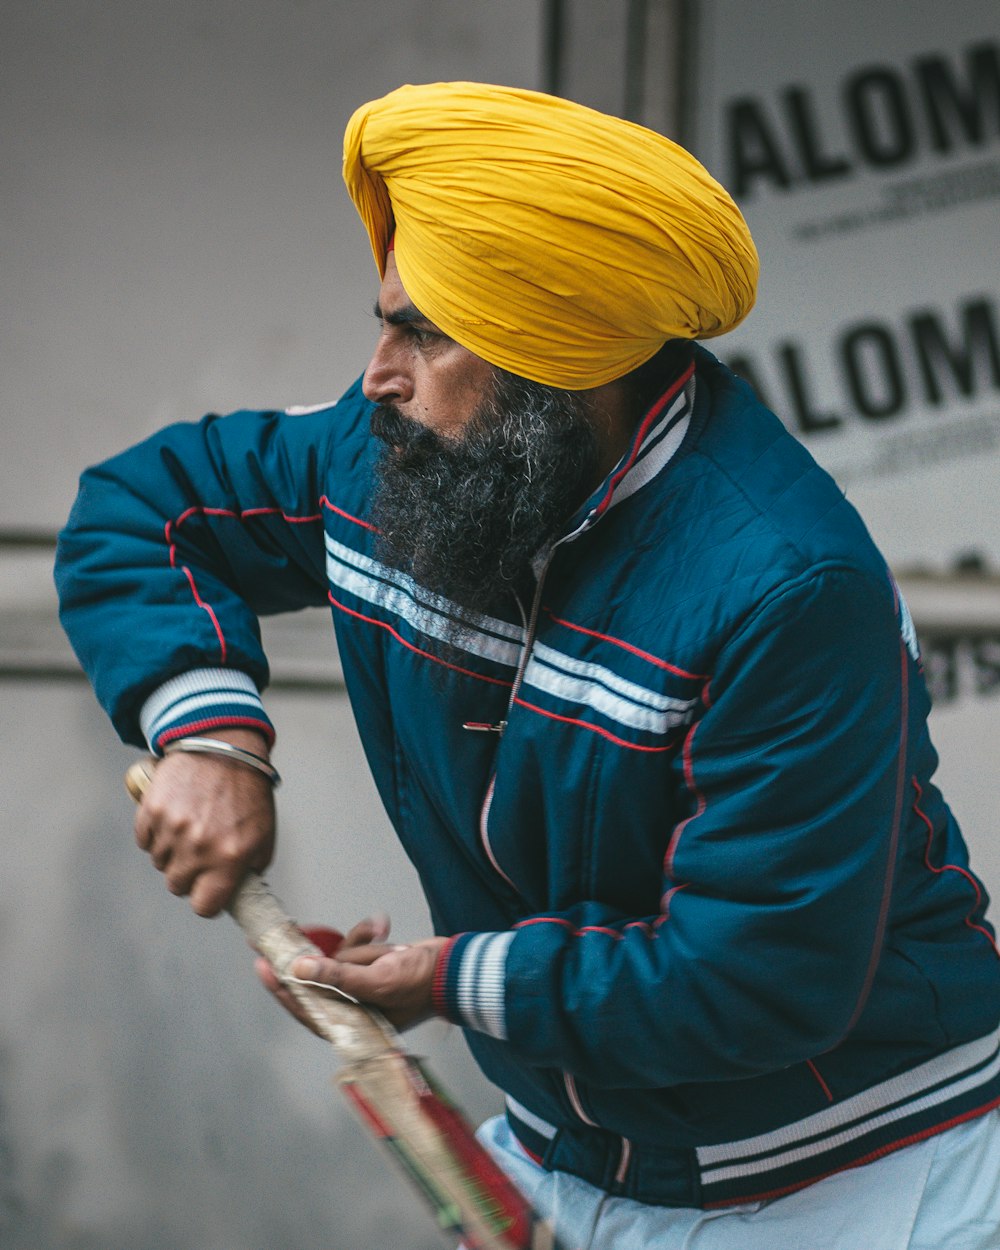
806, 1059, 834, 1104
912, 778, 999, 955
542, 609, 710, 680
513, 916, 667, 940
663, 681, 713, 881
841, 635, 910, 1038
163, 495, 375, 666
328, 592, 513, 689
590, 361, 695, 519
511, 696, 676, 753
176, 565, 228, 662
478, 775, 520, 892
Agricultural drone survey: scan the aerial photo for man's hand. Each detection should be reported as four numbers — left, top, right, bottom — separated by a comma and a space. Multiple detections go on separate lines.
133, 729, 276, 917
255, 915, 448, 1033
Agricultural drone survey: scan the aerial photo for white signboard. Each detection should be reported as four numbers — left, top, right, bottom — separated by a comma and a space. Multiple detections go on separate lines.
688, 0, 1000, 568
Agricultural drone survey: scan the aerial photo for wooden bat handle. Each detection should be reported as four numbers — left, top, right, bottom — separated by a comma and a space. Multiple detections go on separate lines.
124, 758, 399, 1062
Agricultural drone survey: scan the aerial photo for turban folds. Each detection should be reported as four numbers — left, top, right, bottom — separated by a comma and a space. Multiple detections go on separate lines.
343, 82, 758, 389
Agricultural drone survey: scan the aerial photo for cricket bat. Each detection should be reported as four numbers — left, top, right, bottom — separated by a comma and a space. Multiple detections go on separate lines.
125, 759, 561, 1250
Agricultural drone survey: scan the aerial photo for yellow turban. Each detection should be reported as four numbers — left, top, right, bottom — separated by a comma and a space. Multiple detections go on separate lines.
343, 81, 758, 389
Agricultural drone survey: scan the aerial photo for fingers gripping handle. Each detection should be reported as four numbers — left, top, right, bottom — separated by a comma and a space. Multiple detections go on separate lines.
123, 759, 399, 1061
124, 760, 304, 950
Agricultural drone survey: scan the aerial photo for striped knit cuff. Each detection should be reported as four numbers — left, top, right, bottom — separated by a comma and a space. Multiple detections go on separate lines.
433, 930, 515, 1041
139, 669, 276, 754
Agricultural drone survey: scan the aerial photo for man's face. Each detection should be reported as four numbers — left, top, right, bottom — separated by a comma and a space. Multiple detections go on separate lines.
362, 252, 495, 438
362, 257, 601, 620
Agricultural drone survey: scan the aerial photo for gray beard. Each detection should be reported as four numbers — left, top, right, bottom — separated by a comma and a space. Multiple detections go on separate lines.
369, 369, 601, 622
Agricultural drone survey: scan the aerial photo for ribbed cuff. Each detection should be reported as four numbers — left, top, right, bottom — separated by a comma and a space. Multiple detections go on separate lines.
139, 669, 275, 754
433, 930, 515, 1041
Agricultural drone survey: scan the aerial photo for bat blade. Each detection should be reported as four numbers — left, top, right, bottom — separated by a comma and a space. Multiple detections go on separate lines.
338, 1052, 558, 1250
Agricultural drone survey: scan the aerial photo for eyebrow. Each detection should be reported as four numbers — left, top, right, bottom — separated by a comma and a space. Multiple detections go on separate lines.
372, 300, 437, 330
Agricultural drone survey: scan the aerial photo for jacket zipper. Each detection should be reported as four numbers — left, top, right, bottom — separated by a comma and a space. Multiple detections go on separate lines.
548, 519, 630, 1188
475, 551, 555, 884
507, 549, 553, 713
488, 551, 633, 1188
470, 384, 691, 1184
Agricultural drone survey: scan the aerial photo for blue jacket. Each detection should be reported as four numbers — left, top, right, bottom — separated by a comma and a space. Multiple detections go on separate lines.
56, 347, 1000, 1207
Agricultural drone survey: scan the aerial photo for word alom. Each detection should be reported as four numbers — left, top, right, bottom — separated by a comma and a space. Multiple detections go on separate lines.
726, 40, 1000, 199
726, 297, 1000, 434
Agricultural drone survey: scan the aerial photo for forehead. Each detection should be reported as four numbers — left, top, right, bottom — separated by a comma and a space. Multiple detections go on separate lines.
378, 251, 405, 302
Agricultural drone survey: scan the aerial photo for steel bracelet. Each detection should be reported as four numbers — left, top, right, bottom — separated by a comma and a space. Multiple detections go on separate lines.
163, 736, 281, 786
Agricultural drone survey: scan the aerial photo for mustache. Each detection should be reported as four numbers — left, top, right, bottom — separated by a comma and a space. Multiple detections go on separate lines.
370, 403, 447, 454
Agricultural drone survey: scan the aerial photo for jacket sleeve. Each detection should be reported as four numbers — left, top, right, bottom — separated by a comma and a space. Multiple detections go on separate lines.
433, 563, 913, 1088
55, 377, 372, 749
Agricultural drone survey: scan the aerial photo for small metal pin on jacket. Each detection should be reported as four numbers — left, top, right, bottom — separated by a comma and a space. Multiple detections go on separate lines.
462, 720, 507, 734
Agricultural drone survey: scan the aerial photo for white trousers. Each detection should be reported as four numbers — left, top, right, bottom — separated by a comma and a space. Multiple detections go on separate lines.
472, 1108, 1000, 1250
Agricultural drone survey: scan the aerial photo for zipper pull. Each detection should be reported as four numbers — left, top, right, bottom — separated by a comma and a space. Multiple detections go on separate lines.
462, 720, 507, 734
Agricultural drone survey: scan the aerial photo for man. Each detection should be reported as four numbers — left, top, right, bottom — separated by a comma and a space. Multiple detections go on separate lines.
56, 83, 1000, 1247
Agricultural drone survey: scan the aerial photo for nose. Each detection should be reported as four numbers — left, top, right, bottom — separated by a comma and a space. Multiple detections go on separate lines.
362, 335, 413, 405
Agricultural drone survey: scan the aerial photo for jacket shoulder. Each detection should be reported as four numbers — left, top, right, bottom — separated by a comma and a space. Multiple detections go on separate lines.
596, 351, 898, 672
680, 349, 886, 586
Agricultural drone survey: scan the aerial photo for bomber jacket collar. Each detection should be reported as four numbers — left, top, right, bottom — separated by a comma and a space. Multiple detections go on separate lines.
558, 357, 697, 547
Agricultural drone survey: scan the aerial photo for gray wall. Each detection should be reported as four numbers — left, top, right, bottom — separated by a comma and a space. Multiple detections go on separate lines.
2, 0, 542, 530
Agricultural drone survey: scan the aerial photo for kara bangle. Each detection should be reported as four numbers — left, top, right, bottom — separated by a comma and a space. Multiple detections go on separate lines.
163, 736, 281, 787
